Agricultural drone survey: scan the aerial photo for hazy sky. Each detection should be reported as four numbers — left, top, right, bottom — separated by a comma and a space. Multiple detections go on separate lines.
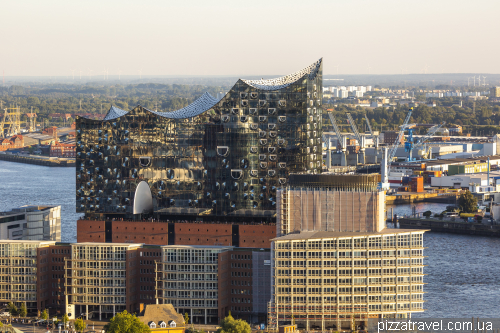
2, 0, 500, 76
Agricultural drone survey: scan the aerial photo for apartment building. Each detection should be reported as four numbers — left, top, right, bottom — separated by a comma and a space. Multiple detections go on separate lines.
64, 243, 143, 320
156, 245, 231, 325
0, 241, 54, 313
218, 249, 271, 325
0, 205, 61, 241
270, 173, 427, 330
270, 230, 426, 331
156, 245, 272, 325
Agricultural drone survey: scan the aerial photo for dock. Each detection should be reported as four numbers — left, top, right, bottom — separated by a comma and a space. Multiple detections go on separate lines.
399, 217, 500, 237
0, 153, 75, 167
386, 192, 457, 204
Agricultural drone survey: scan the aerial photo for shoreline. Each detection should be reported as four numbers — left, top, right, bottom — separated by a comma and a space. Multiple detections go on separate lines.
0, 153, 75, 167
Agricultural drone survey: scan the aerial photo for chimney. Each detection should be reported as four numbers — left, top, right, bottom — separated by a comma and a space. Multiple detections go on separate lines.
139, 303, 145, 314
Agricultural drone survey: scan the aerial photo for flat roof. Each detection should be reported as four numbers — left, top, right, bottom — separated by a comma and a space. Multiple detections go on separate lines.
0, 240, 56, 245
424, 155, 500, 166
272, 228, 428, 241
161, 245, 234, 249
71, 242, 143, 247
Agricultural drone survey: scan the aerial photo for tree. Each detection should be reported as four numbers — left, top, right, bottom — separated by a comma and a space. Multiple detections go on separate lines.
62, 313, 69, 327
184, 312, 189, 325
74, 318, 85, 333
40, 309, 48, 320
7, 303, 17, 316
423, 211, 432, 218
458, 191, 478, 213
103, 310, 151, 333
216, 313, 251, 333
19, 303, 27, 317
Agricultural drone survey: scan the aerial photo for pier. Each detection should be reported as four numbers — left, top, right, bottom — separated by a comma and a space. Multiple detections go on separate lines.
386, 192, 457, 204
398, 217, 500, 237
0, 153, 75, 167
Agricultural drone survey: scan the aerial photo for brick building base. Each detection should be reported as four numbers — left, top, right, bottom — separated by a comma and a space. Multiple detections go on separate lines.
77, 219, 276, 249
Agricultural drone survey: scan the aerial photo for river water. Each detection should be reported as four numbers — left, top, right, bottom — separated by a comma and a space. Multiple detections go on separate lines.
0, 161, 499, 318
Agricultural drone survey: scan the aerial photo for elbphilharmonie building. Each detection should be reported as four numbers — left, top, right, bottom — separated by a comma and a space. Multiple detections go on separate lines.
76, 59, 323, 220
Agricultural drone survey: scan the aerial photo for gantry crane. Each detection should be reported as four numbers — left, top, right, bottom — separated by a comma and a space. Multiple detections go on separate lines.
327, 112, 348, 166
0, 107, 21, 138
346, 113, 365, 151
364, 114, 378, 148
404, 122, 446, 160
380, 107, 413, 189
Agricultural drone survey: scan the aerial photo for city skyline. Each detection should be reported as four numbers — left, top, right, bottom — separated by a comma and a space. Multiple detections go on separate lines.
2, 0, 500, 76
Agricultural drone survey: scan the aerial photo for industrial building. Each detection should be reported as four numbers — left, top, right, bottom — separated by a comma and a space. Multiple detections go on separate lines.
0, 205, 61, 241
76, 59, 324, 222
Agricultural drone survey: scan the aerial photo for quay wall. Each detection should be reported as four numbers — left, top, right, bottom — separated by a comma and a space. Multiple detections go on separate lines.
399, 218, 500, 237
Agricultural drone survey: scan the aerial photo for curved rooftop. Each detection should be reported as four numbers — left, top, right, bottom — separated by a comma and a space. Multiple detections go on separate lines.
242, 58, 322, 90
93, 58, 322, 121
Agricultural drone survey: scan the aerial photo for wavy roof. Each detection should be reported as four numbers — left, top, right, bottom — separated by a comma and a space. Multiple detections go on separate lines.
150, 92, 221, 119
242, 58, 322, 90
93, 59, 322, 121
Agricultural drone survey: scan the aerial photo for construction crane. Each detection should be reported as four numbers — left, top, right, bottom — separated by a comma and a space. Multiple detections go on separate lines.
346, 113, 365, 151
0, 107, 21, 138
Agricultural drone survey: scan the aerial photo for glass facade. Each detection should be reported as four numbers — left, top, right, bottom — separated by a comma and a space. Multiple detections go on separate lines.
76, 59, 323, 219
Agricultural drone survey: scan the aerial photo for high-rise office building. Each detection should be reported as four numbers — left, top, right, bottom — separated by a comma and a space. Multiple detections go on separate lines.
76, 59, 323, 223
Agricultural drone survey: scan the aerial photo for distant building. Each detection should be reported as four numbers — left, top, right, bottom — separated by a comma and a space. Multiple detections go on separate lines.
42, 126, 58, 138
50, 141, 76, 158
448, 125, 462, 134
0, 205, 61, 241
0, 134, 24, 151
425, 93, 443, 98
48, 113, 72, 120
444, 91, 462, 97
383, 131, 404, 145
491, 87, 500, 98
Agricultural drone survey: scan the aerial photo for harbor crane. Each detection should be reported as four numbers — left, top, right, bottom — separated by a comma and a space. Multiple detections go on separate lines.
405, 122, 446, 160
346, 113, 365, 152
327, 112, 348, 166
364, 114, 378, 148
380, 107, 413, 190
0, 106, 21, 138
